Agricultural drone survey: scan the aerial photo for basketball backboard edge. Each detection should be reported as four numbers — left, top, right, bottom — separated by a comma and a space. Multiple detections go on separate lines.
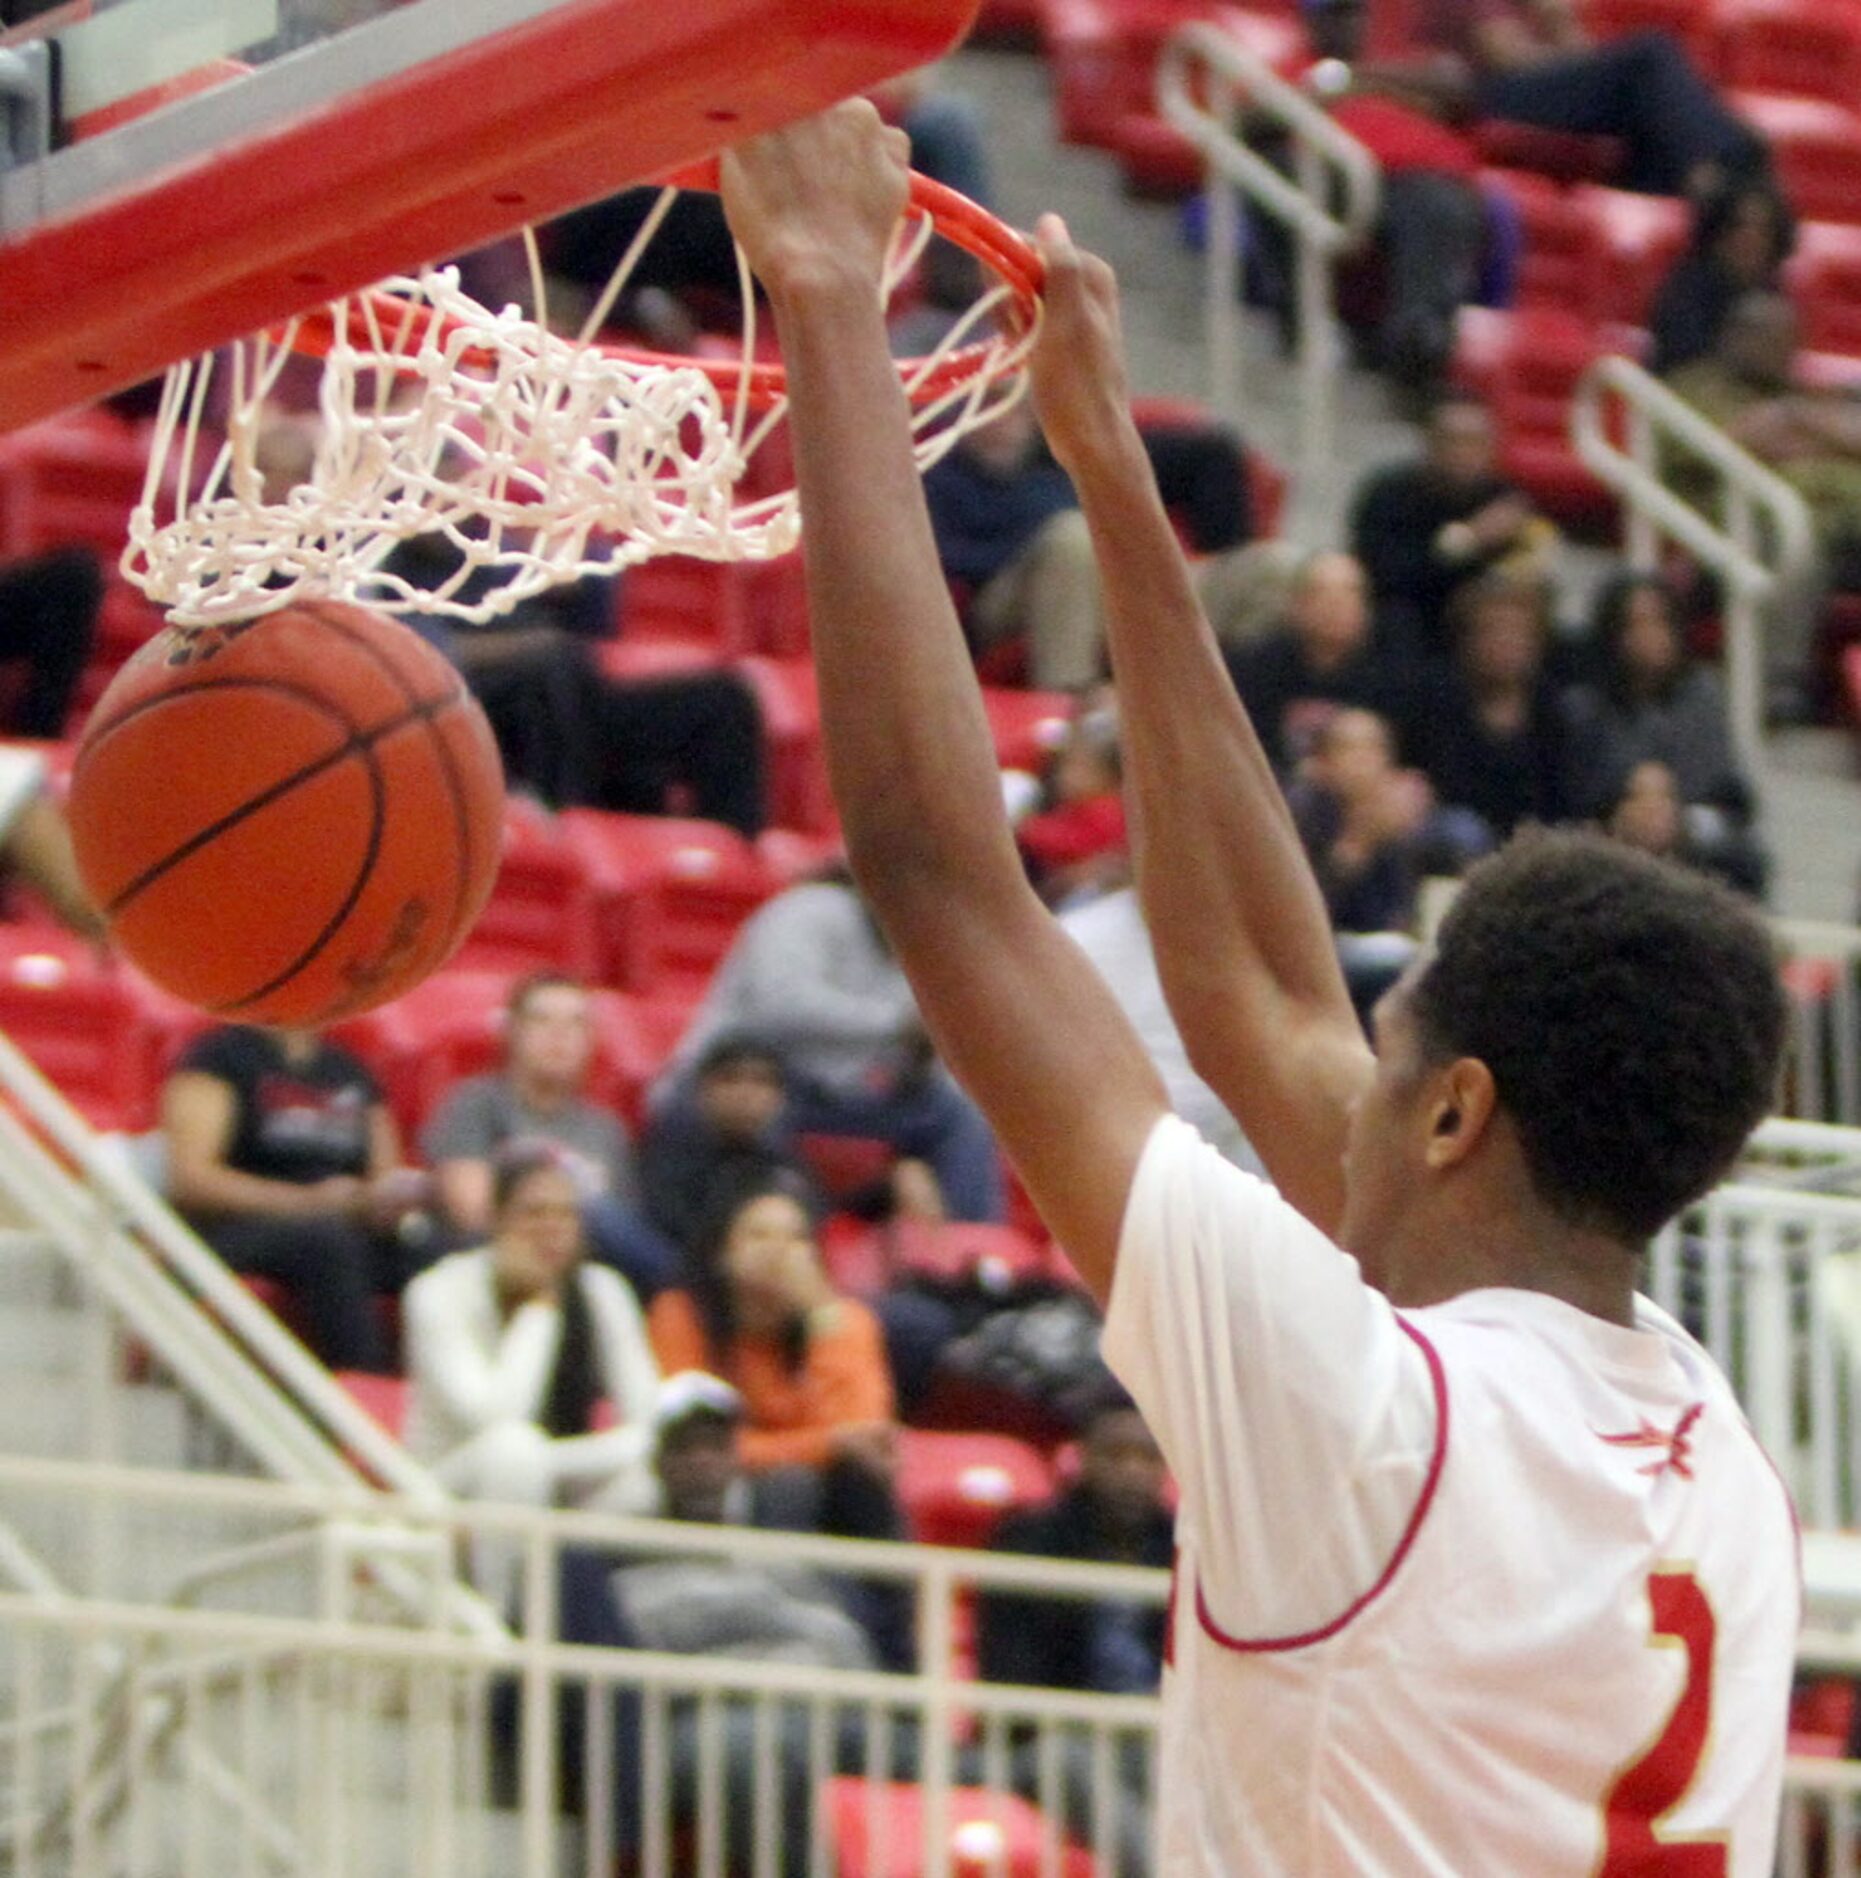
0, 0, 983, 431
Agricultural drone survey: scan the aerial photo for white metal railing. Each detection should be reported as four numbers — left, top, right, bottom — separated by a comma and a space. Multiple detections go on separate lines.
0, 1457, 1166, 1878
0, 1028, 499, 1641
1571, 354, 1817, 779
1157, 21, 1380, 489
1649, 1181, 1861, 1528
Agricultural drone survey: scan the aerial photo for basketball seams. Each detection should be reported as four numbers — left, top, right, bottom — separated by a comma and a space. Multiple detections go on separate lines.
213, 734, 389, 1016
295, 600, 483, 964
99, 693, 453, 920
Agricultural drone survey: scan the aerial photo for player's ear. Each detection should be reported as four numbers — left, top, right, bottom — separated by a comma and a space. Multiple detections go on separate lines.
1423, 1057, 1497, 1170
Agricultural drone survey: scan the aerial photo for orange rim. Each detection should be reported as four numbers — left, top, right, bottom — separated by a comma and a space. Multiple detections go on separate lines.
286, 170, 1043, 411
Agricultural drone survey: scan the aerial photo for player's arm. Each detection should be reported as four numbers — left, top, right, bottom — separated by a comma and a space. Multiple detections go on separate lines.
1025, 223, 1374, 1241
718, 107, 1168, 1303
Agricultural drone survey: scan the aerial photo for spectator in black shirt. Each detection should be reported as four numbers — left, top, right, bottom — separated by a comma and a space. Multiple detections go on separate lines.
1350, 395, 1556, 654
0, 549, 100, 741
975, 1396, 1172, 1877
638, 1035, 820, 1260
1225, 551, 1416, 772
1418, 572, 1589, 839
161, 1027, 427, 1370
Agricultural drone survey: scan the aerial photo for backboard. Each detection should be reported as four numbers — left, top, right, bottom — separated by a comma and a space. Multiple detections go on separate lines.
0, 0, 983, 430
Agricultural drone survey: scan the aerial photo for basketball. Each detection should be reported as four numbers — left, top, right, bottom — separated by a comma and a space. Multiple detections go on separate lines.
68, 599, 505, 1027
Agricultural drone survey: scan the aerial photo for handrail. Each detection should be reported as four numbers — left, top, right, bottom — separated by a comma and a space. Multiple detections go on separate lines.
0, 1029, 502, 1641
1157, 20, 1381, 492
1571, 353, 1816, 780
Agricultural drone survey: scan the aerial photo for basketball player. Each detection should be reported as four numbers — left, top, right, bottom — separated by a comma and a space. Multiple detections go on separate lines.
718, 104, 1795, 1873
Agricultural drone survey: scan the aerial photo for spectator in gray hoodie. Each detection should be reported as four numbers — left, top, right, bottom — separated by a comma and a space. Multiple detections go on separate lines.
654, 870, 1004, 1222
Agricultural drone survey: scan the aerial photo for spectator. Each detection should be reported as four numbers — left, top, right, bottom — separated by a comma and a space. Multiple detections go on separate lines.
1563, 573, 1767, 893
1665, 292, 1861, 702
163, 1025, 423, 1372
1597, 758, 1762, 897
1414, 0, 1768, 199
1224, 550, 1417, 771
380, 537, 766, 834
1016, 702, 1128, 904
924, 397, 1102, 690
1288, 707, 1491, 934
1269, 0, 1491, 397
1417, 572, 1588, 838
541, 1374, 907, 1876
403, 1142, 660, 1603
1649, 174, 1796, 379
0, 549, 99, 742
638, 1034, 819, 1260
1666, 293, 1861, 590
422, 973, 680, 1301
1350, 393, 1558, 651
645, 1171, 902, 1531
662, 870, 1005, 1223
973, 1396, 1172, 1878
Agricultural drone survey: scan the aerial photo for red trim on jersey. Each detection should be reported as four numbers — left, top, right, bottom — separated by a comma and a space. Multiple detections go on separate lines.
1194, 1318, 1449, 1655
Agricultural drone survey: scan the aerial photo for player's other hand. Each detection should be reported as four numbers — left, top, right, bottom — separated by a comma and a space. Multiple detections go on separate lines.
720, 100, 911, 302
1027, 214, 1139, 475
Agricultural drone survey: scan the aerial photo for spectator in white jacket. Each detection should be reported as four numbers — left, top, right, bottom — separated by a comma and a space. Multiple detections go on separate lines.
404, 1141, 660, 1607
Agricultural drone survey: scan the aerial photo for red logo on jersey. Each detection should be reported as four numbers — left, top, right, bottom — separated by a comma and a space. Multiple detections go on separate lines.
1596, 1403, 1704, 1479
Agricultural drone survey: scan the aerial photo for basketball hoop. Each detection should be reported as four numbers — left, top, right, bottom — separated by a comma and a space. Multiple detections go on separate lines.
124, 169, 1045, 628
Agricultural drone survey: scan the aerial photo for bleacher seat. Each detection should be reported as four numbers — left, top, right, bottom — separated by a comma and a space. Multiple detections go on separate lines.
1789, 221, 1861, 360
448, 799, 600, 979
1493, 171, 1607, 317
0, 942, 164, 1131
1577, 185, 1691, 328
733, 654, 834, 833
556, 809, 774, 994
896, 1429, 1057, 1548
1577, 0, 1718, 64
980, 687, 1073, 777
336, 1369, 412, 1441
826, 1779, 1097, 1878
1453, 307, 1621, 527
1717, 0, 1861, 111
0, 412, 157, 560
1733, 93, 1861, 227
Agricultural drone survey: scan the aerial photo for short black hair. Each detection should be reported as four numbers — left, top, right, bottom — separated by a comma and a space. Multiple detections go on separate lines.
695, 1032, 787, 1081
1407, 829, 1784, 1242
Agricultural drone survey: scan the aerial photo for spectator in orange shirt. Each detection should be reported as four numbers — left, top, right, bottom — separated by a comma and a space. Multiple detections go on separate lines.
647, 1170, 898, 1478
647, 1167, 911, 1661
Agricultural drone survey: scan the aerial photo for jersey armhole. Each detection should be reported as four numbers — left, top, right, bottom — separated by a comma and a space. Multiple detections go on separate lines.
1195, 1318, 1450, 1655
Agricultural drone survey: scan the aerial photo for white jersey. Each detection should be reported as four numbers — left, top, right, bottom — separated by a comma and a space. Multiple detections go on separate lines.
1102, 1116, 1798, 1877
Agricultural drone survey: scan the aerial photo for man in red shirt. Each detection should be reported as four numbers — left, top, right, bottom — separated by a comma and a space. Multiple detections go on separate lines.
1415, 0, 1767, 197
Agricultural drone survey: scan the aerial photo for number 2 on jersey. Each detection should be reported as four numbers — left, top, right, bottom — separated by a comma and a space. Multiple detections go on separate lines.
1597, 1569, 1724, 1877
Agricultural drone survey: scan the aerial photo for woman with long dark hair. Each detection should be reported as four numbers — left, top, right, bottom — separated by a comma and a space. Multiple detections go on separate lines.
404, 1140, 661, 1604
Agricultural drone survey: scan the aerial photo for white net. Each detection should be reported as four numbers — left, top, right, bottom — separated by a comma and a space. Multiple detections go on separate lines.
124, 186, 1040, 627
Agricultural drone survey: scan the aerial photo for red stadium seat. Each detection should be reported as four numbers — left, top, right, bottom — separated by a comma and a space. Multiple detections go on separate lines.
449, 799, 600, 979
1575, 185, 1691, 327
1717, 0, 1861, 111
1472, 122, 1621, 188
0, 412, 159, 560
980, 687, 1073, 776
826, 1779, 1098, 1878
1733, 93, 1861, 227
337, 1370, 412, 1441
896, 1430, 1056, 1548
1576, 0, 1719, 65
0, 946, 163, 1131
1788, 221, 1861, 360
1454, 308, 1621, 527
755, 826, 845, 886
556, 808, 774, 993
1490, 170, 1607, 316
733, 654, 834, 833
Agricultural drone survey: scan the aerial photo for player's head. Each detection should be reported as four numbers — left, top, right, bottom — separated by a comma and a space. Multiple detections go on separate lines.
1340, 829, 1785, 1278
